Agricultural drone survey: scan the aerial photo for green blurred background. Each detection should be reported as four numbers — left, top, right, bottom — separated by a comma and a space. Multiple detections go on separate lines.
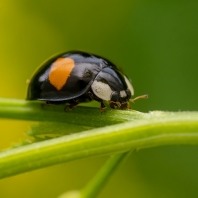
1, 1, 198, 197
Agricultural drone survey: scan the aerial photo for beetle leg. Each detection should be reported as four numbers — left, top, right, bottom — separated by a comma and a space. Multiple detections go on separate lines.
88, 91, 106, 112
120, 102, 131, 110
100, 101, 106, 112
64, 101, 79, 111
109, 101, 115, 109
69, 101, 79, 109
109, 101, 121, 109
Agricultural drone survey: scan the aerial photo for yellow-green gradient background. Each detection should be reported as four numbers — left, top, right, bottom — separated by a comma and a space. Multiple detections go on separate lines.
1, 1, 198, 198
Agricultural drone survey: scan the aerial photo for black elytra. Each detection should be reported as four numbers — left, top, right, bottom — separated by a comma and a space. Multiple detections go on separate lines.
27, 51, 139, 111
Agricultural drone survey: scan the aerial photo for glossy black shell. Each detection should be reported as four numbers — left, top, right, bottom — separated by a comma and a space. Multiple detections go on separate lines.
27, 51, 128, 102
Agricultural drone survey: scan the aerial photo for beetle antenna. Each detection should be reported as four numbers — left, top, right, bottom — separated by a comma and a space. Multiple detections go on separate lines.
129, 94, 148, 103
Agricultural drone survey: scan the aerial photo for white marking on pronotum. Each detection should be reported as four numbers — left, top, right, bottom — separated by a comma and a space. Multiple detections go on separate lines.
91, 80, 112, 101
120, 90, 127, 97
124, 76, 134, 96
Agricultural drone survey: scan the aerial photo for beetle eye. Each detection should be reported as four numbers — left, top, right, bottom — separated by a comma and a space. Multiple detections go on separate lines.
111, 91, 119, 102
125, 89, 131, 99
124, 76, 134, 96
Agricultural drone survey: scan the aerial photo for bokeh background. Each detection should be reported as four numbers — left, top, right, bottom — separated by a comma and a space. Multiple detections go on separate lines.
1, 1, 198, 198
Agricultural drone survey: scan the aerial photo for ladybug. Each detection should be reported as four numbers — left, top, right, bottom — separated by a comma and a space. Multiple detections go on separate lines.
27, 51, 147, 111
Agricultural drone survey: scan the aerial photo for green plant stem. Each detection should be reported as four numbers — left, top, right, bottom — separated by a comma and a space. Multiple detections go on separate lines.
0, 109, 198, 179
81, 152, 131, 198
0, 97, 148, 126
57, 152, 131, 198
1, 98, 198, 180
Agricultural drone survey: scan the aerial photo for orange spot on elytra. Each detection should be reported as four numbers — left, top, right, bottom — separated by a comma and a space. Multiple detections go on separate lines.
49, 58, 75, 90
